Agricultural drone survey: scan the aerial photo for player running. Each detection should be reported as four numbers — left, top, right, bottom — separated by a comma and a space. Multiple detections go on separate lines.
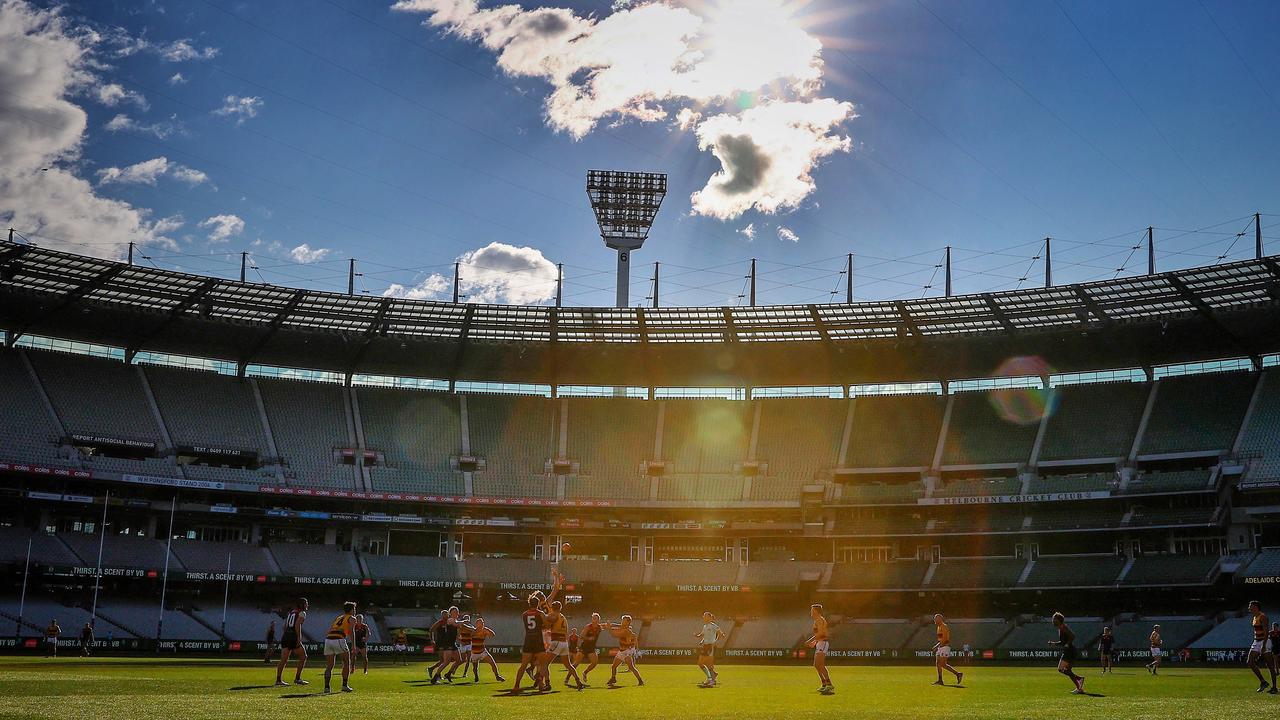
606, 614, 644, 687
1049, 612, 1085, 694
1146, 624, 1162, 675
467, 617, 504, 682
393, 628, 408, 665
1247, 600, 1276, 693
1098, 626, 1114, 674
44, 619, 60, 658
275, 598, 309, 686
931, 614, 963, 686
575, 613, 605, 683
696, 611, 726, 687
547, 601, 586, 689
805, 603, 834, 695
78, 622, 94, 657
352, 614, 370, 675
322, 601, 357, 694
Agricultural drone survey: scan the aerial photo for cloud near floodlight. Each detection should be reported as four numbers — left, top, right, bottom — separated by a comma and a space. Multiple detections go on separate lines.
383, 241, 558, 305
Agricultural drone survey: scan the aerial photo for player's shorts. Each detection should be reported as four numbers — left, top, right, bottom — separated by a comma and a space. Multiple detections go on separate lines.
580, 642, 598, 656
547, 640, 570, 657
616, 646, 637, 661
936, 645, 951, 659
324, 638, 350, 656
522, 636, 545, 654
280, 631, 302, 651
471, 649, 492, 662
394, 643, 407, 652
1250, 639, 1267, 654
1150, 647, 1162, 658
698, 644, 716, 659
1059, 645, 1078, 663
814, 640, 829, 655
456, 642, 469, 656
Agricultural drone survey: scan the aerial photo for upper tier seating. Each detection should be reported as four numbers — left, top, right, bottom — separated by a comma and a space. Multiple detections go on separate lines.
1039, 382, 1148, 461
904, 619, 1011, 649
1239, 370, 1280, 481
655, 474, 744, 502
1140, 372, 1254, 455
754, 398, 846, 494
1000, 619, 1104, 649
1023, 555, 1125, 587
942, 391, 1041, 465
846, 394, 944, 468
0, 527, 81, 567
1121, 554, 1218, 585
826, 561, 928, 590
170, 539, 277, 575
660, 400, 750, 475
358, 387, 463, 495
270, 543, 361, 579
0, 350, 73, 467
466, 394, 556, 498
563, 398, 654, 500
257, 378, 355, 489
31, 351, 162, 445
145, 365, 267, 453
927, 558, 1026, 589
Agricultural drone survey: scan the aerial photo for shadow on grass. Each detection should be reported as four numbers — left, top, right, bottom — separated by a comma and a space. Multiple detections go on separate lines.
494, 690, 562, 698
229, 685, 279, 691
278, 693, 322, 699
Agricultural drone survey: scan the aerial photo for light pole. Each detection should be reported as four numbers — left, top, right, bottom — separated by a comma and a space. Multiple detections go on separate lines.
586, 170, 667, 308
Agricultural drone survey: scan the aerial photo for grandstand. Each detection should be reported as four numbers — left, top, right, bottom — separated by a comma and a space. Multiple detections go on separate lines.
358, 386, 464, 495
1038, 381, 1149, 462
1139, 372, 1255, 456
845, 395, 944, 469
941, 391, 1040, 466
257, 377, 356, 489
466, 394, 556, 498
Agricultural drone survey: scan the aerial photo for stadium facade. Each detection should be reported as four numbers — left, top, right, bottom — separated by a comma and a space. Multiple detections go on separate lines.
2, 239, 1279, 663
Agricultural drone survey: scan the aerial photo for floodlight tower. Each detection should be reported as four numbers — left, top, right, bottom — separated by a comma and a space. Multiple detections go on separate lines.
587, 170, 667, 307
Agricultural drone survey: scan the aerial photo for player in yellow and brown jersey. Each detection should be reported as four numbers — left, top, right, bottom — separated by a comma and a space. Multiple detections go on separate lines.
546, 601, 585, 689
466, 617, 504, 683
931, 614, 963, 686
805, 604, 833, 695
606, 614, 644, 687
322, 601, 357, 694
1247, 600, 1277, 693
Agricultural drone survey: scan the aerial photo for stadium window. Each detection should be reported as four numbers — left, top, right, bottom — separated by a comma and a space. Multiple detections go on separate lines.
1048, 368, 1146, 387
1264, 354, 1280, 368
134, 351, 237, 376
351, 373, 450, 392
950, 375, 1043, 393
848, 381, 943, 397
1154, 357, 1253, 379
750, 386, 845, 399
244, 364, 344, 384
14, 333, 125, 361
652, 387, 746, 400
556, 385, 648, 398
454, 380, 553, 397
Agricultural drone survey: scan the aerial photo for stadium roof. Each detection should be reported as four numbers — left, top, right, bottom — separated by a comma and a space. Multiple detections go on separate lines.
2, 240, 1279, 387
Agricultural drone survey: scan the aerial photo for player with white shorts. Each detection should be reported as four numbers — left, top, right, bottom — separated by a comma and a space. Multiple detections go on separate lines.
806, 604, 833, 695
932, 614, 963, 686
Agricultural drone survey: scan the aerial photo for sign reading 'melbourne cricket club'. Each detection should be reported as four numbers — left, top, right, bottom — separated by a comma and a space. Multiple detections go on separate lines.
917, 491, 1111, 506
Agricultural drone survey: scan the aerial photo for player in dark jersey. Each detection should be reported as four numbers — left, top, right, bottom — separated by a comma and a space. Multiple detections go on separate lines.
275, 598, 309, 686
1269, 622, 1280, 691
511, 570, 562, 693
426, 610, 450, 680
568, 627, 580, 662
1098, 627, 1114, 674
78, 622, 94, 657
1247, 601, 1276, 693
573, 613, 606, 683
352, 614, 370, 675
430, 607, 461, 684
1049, 612, 1085, 694
264, 620, 277, 663
44, 619, 60, 658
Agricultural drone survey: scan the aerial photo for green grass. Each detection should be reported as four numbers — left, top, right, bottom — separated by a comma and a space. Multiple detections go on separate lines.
0, 657, 1273, 720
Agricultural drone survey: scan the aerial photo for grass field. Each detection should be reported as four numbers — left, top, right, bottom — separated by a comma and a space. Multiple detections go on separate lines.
0, 657, 1273, 720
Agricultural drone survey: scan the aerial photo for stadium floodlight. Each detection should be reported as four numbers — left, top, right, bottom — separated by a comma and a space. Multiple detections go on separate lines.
587, 170, 667, 308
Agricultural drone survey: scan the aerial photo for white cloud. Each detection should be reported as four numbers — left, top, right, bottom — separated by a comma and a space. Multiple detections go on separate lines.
168, 72, 187, 85
103, 112, 182, 139
152, 214, 185, 234
393, 0, 853, 220
213, 94, 263, 124
94, 82, 147, 109
777, 225, 799, 243
383, 241, 557, 304
157, 38, 218, 62
689, 98, 854, 220
0, 1, 179, 259
199, 213, 245, 242
738, 223, 756, 241
289, 243, 330, 264
96, 156, 209, 187
104, 29, 218, 62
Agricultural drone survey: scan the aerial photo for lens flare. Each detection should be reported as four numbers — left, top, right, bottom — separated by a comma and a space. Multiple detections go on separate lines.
986, 356, 1058, 426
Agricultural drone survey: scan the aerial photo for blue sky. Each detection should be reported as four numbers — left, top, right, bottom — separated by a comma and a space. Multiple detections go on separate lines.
3, 0, 1279, 307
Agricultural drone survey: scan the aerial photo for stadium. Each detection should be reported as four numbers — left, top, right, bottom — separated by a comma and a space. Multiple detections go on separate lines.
4, 0, 1280, 717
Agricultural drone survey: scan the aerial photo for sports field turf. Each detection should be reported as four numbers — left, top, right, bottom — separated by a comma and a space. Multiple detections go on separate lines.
0, 657, 1271, 720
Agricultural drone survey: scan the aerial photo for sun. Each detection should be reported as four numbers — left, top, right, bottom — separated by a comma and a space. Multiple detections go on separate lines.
687, 0, 824, 102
